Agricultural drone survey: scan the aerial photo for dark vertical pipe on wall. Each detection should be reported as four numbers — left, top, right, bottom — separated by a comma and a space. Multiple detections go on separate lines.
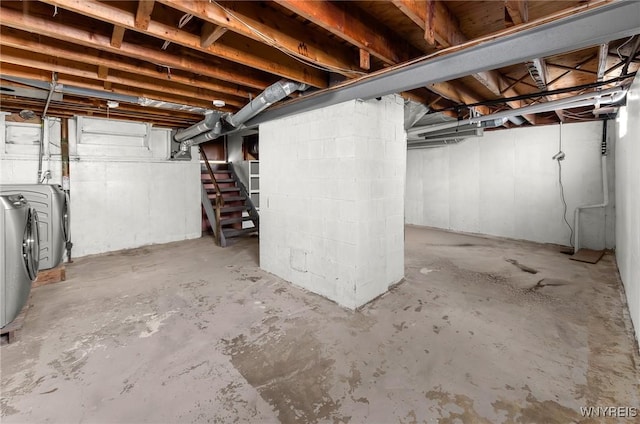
61, 118, 73, 263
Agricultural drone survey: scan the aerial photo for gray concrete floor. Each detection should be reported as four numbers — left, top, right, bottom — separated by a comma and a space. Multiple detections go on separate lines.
1, 226, 639, 423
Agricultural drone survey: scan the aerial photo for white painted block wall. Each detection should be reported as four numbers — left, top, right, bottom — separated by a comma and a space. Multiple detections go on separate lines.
1, 115, 201, 257
615, 76, 640, 348
406, 121, 615, 249
260, 95, 406, 309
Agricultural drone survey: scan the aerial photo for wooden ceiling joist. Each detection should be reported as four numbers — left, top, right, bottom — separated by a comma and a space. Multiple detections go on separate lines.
275, 0, 412, 65
505, 0, 529, 26
200, 22, 227, 49
0, 27, 254, 101
110, 25, 126, 48
158, 0, 360, 77
0, 95, 200, 127
135, 0, 155, 31
0, 6, 272, 91
97, 65, 109, 80
391, 0, 535, 123
40, 0, 328, 88
0, 46, 247, 108
0, 63, 225, 112
277, 0, 489, 113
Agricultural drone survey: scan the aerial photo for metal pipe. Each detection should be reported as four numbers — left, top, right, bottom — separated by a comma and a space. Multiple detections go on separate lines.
174, 111, 221, 142
60, 118, 73, 263
573, 121, 609, 253
1, 75, 211, 114
407, 87, 625, 139
226, 80, 308, 128
176, 79, 308, 156
42, 73, 57, 118
38, 73, 58, 183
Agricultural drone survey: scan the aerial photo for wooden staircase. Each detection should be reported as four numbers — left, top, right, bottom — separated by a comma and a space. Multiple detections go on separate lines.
200, 149, 259, 247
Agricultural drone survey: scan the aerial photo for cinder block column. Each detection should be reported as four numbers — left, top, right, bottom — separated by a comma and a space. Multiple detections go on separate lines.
260, 95, 405, 309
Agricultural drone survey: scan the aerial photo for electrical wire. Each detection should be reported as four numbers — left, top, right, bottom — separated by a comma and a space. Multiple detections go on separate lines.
431, 73, 635, 113
616, 35, 636, 63
210, 0, 366, 76
557, 123, 574, 247
557, 160, 574, 248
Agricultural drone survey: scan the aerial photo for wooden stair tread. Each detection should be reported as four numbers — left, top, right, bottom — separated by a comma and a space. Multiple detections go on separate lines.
215, 205, 249, 213
220, 216, 254, 225
222, 227, 259, 238
220, 196, 246, 202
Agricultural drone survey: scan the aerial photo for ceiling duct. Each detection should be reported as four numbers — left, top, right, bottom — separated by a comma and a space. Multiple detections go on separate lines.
407, 128, 484, 149
404, 100, 429, 130
173, 79, 308, 159
0, 82, 63, 102
0, 75, 211, 114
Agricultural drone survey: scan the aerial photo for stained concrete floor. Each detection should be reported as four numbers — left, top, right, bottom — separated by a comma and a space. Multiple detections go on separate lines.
1, 225, 639, 423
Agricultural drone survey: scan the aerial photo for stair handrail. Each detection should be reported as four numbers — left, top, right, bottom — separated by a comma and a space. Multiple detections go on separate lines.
200, 148, 225, 208
228, 162, 259, 230
200, 148, 224, 246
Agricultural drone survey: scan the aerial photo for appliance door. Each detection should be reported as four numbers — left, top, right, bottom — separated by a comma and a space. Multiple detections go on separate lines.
23, 208, 40, 280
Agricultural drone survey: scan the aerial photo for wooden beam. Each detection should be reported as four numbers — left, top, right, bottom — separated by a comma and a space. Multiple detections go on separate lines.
200, 22, 227, 49
158, 0, 360, 77
505, 0, 528, 25
0, 45, 247, 108
97, 65, 108, 79
359, 49, 370, 71
275, 0, 413, 65
0, 6, 272, 90
110, 25, 125, 48
0, 62, 222, 111
0, 94, 201, 127
392, 0, 535, 123
38, 0, 328, 88
428, 82, 491, 116
135, 0, 155, 30
0, 27, 254, 100
391, 0, 466, 48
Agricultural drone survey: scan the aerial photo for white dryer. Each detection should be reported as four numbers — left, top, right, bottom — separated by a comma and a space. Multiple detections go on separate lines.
0, 184, 69, 270
1, 194, 40, 328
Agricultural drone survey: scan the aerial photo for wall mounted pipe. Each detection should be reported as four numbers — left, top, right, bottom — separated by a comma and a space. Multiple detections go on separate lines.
573, 122, 609, 253
61, 117, 73, 263
38, 73, 58, 183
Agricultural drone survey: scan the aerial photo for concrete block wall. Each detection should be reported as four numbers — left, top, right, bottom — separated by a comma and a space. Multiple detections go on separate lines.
615, 75, 640, 349
1, 114, 201, 257
260, 95, 406, 309
406, 121, 615, 249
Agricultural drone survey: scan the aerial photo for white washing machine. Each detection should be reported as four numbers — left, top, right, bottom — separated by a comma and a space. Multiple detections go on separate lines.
1, 194, 40, 328
0, 184, 69, 270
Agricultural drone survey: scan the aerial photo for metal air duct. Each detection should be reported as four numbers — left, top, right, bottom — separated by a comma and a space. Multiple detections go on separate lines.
225, 80, 308, 128
174, 79, 308, 158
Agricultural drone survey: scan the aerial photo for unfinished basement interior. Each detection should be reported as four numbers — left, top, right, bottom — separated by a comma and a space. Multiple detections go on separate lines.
1, 0, 639, 422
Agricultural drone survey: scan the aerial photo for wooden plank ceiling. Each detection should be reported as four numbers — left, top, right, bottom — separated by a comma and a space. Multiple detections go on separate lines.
1, 0, 638, 128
